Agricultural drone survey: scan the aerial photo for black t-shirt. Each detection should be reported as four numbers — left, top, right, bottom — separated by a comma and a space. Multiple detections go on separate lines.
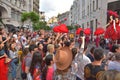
84, 63, 105, 80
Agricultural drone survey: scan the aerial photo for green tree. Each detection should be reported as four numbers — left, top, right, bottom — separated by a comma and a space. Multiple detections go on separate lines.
21, 12, 51, 31
67, 25, 74, 30
21, 12, 39, 23
33, 21, 51, 31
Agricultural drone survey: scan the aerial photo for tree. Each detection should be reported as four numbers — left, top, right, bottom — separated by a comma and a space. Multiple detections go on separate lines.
67, 25, 74, 30
21, 12, 51, 31
33, 21, 51, 31
21, 12, 39, 23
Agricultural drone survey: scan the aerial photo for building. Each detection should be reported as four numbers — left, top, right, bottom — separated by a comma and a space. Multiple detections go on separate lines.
47, 16, 58, 27
0, 0, 34, 30
33, 0, 39, 14
70, 0, 108, 34
0, 0, 40, 31
57, 11, 71, 26
70, 0, 120, 34
70, 0, 81, 26
39, 11, 45, 21
107, 0, 120, 22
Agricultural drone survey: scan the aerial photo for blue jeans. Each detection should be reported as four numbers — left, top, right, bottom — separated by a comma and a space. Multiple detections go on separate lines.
76, 76, 82, 80
10, 58, 18, 79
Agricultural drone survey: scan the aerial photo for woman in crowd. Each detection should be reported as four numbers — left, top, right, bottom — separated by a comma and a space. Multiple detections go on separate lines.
37, 42, 45, 58
29, 51, 42, 80
0, 41, 10, 80
9, 42, 19, 80
71, 48, 78, 79
42, 54, 54, 80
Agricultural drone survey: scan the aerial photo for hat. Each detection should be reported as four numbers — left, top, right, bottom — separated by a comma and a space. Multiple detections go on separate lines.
55, 47, 73, 70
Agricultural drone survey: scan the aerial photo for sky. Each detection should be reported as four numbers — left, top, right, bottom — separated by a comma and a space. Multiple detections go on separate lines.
40, 0, 74, 20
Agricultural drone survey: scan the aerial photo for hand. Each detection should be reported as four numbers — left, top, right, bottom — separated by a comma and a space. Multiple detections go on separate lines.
5, 57, 11, 63
6, 36, 10, 41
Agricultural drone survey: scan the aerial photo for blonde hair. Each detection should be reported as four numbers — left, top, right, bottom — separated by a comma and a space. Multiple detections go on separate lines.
47, 44, 54, 51
97, 70, 120, 80
115, 72, 120, 80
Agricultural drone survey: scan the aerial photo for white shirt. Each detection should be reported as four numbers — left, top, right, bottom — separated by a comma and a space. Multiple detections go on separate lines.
75, 51, 91, 80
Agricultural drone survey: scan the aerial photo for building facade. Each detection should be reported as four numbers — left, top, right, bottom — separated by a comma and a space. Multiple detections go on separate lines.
0, 0, 34, 28
33, 0, 39, 14
57, 11, 71, 26
70, 0, 108, 34
47, 16, 58, 27
107, 0, 120, 21
0, 0, 40, 31
39, 11, 45, 21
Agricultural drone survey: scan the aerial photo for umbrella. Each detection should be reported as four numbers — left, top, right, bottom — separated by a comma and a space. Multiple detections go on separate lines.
76, 28, 83, 34
84, 28, 91, 35
94, 27, 105, 35
53, 26, 60, 32
58, 24, 69, 33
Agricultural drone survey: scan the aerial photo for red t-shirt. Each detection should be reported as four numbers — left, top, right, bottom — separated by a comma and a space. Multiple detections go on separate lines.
46, 67, 54, 80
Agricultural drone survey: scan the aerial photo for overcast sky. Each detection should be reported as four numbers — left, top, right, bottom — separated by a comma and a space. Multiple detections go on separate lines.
40, 0, 74, 20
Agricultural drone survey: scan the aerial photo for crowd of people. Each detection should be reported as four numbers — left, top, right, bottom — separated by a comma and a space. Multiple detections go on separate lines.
0, 26, 120, 80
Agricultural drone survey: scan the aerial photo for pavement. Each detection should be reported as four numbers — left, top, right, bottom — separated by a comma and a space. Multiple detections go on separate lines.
8, 63, 22, 80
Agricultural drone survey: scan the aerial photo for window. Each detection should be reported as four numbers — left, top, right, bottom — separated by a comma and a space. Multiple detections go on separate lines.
87, 22, 89, 27
82, 23, 84, 29
90, 3, 91, 13
93, 1, 95, 11
96, 19, 97, 29
96, 0, 98, 9
87, 6, 89, 16
11, 9, 15, 20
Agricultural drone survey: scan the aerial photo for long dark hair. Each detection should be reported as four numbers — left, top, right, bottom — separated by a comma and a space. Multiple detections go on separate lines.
9, 42, 16, 52
42, 54, 53, 80
29, 51, 42, 76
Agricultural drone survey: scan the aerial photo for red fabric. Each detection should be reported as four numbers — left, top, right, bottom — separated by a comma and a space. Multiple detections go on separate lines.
46, 67, 54, 80
33, 68, 41, 80
22, 56, 32, 72
95, 36, 100, 47
94, 27, 105, 35
21, 57, 25, 72
76, 28, 83, 34
84, 28, 91, 35
104, 21, 120, 40
58, 24, 69, 33
0, 58, 8, 80
104, 21, 113, 39
107, 10, 119, 17
116, 21, 120, 39
53, 26, 60, 32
